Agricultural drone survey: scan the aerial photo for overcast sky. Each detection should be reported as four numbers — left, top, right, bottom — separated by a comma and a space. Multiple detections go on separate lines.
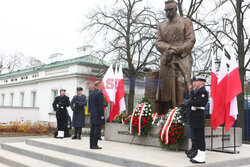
0, 0, 105, 62
0, 0, 160, 63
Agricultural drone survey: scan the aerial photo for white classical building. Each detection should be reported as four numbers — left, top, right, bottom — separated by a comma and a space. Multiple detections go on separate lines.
0, 53, 145, 123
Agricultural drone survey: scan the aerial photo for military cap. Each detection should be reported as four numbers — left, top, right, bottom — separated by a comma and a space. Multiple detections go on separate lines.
77, 87, 83, 91
191, 76, 197, 83
196, 76, 206, 82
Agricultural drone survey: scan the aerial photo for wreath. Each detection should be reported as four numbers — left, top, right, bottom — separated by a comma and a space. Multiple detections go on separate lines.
129, 100, 152, 136
114, 113, 130, 124
159, 108, 184, 149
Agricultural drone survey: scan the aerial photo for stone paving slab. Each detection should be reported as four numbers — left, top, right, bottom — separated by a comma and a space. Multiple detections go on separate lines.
26, 137, 250, 167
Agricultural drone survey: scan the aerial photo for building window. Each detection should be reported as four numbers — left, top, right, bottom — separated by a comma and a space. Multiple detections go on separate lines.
10, 93, 14, 106
1, 94, 5, 106
31, 91, 36, 107
52, 89, 58, 100
20, 92, 24, 107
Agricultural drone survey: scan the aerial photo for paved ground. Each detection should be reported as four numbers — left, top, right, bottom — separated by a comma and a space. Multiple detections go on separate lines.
26, 137, 250, 167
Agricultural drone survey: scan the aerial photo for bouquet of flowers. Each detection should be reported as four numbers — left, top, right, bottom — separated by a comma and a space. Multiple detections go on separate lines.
114, 113, 130, 125
159, 108, 184, 149
129, 100, 152, 136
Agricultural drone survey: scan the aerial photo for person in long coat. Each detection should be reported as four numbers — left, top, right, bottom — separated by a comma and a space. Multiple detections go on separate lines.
70, 87, 87, 140
155, 0, 196, 110
89, 82, 105, 149
52, 89, 70, 139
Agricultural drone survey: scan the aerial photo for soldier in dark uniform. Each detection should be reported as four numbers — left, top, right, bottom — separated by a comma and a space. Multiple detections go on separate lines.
89, 81, 105, 149
70, 87, 87, 140
184, 77, 208, 163
185, 77, 199, 158
52, 89, 70, 139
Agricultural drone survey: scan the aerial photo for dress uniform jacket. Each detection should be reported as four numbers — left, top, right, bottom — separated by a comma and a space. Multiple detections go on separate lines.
53, 95, 70, 118
189, 86, 208, 129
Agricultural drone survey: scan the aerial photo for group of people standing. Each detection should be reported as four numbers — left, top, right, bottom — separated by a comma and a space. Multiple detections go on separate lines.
52, 82, 105, 149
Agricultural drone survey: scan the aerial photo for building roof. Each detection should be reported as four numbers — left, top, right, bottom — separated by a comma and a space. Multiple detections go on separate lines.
0, 55, 110, 79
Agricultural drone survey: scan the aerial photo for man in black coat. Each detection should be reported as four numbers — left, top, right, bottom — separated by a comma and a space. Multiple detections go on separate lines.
52, 89, 70, 139
89, 81, 105, 149
184, 77, 208, 164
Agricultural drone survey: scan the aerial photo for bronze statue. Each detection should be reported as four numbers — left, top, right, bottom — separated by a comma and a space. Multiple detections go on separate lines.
148, 0, 196, 113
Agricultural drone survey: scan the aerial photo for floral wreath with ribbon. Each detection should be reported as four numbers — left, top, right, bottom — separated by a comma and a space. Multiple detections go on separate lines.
129, 99, 153, 136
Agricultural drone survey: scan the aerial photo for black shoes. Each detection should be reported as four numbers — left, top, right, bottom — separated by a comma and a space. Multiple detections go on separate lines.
71, 136, 77, 139
90, 146, 102, 149
77, 136, 81, 140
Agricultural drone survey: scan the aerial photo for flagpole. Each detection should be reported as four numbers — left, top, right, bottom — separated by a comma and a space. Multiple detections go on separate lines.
211, 127, 213, 150
222, 124, 224, 151
234, 123, 236, 153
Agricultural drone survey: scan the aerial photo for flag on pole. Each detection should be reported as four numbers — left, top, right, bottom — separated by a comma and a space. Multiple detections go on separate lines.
114, 63, 126, 114
102, 64, 116, 122
211, 51, 229, 130
210, 53, 218, 115
225, 53, 242, 131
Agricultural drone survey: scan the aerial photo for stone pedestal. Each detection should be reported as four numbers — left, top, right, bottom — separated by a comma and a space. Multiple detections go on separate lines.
104, 123, 242, 150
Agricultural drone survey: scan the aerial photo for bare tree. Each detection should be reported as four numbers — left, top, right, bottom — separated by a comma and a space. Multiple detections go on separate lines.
0, 52, 44, 74
83, 0, 160, 114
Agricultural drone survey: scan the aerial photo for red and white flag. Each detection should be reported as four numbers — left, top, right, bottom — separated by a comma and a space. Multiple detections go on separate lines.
211, 51, 229, 130
114, 63, 126, 114
210, 53, 218, 115
225, 53, 242, 131
102, 64, 116, 122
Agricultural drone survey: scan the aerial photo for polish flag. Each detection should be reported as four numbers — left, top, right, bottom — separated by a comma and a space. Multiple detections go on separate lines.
114, 64, 126, 115
225, 53, 242, 131
211, 51, 229, 130
209, 53, 218, 115
102, 64, 116, 122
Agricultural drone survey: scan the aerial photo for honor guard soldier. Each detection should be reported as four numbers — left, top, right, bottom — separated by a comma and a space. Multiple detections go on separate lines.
185, 77, 198, 159
70, 87, 87, 140
52, 89, 70, 139
184, 76, 208, 164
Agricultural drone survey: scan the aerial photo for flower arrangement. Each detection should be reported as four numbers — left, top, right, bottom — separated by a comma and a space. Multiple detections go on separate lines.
159, 108, 184, 149
114, 113, 130, 124
0, 121, 55, 135
129, 98, 153, 136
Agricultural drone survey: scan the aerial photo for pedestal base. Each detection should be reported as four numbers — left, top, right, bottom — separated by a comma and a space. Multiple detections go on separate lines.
104, 123, 242, 150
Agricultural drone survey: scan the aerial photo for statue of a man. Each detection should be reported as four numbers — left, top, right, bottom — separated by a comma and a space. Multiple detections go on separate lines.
155, 0, 196, 111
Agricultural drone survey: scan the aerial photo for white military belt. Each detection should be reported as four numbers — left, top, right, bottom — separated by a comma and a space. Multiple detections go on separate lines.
60, 106, 64, 109
191, 106, 205, 111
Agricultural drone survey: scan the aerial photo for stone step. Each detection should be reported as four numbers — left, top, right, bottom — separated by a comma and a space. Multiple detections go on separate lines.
0, 149, 60, 167
1, 142, 123, 167
25, 138, 250, 167
26, 138, 165, 167
0, 162, 10, 167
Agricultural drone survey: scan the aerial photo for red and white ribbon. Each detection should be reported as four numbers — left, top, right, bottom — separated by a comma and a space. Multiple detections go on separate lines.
160, 108, 177, 144
138, 103, 146, 136
152, 113, 158, 125
129, 103, 140, 134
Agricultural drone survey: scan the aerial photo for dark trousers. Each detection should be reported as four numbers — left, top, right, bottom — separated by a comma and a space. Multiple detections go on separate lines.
90, 124, 101, 147
57, 114, 66, 131
74, 127, 82, 136
193, 128, 205, 151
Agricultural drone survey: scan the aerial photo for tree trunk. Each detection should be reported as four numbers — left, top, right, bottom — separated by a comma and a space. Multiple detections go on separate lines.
127, 72, 136, 115
236, 0, 245, 139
